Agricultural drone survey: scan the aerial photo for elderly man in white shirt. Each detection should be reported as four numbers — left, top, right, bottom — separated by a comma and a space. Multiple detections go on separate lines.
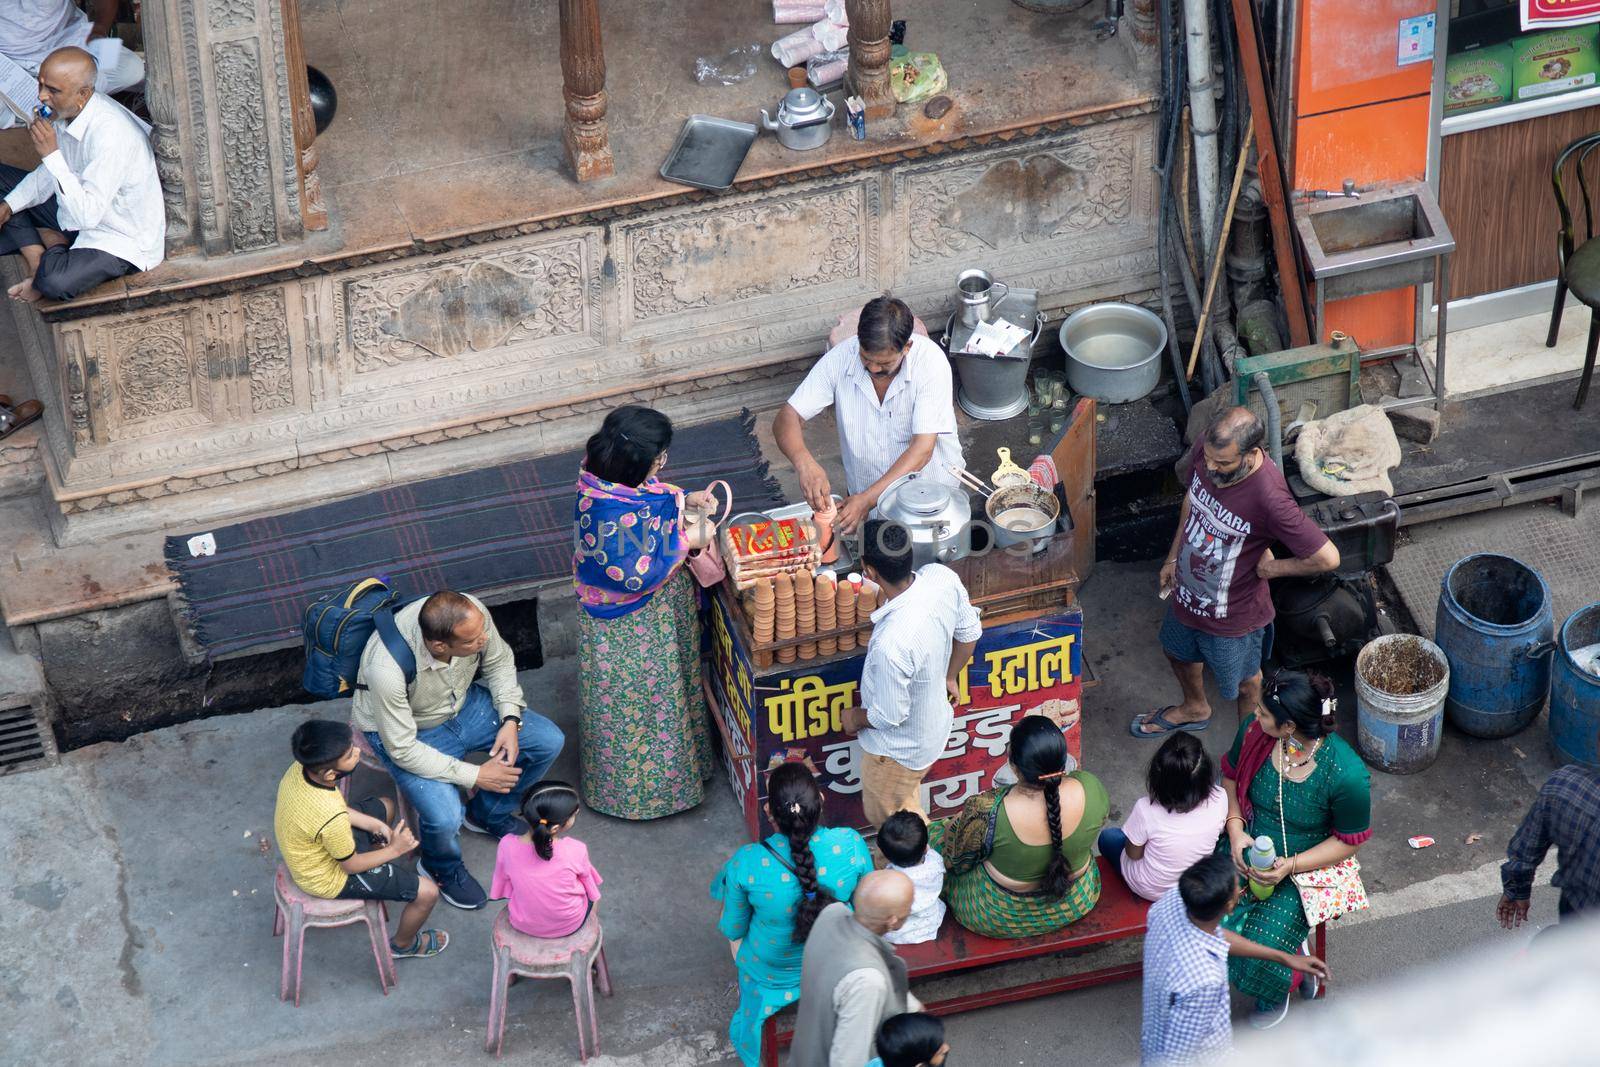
776, 295, 965, 533
0, 46, 163, 303
842, 520, 982, 828
0, 1, 144, 129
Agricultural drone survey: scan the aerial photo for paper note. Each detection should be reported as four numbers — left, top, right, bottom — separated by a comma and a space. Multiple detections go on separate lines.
960, 319, 1029, 357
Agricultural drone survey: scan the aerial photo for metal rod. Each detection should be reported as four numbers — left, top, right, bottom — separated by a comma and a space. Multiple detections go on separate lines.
1188, 116, 1254, 380
1229, 0, 1313, 346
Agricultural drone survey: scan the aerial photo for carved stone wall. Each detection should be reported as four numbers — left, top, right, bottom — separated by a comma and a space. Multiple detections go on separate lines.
142, 0, 304, 255
17, 114, 1159, 535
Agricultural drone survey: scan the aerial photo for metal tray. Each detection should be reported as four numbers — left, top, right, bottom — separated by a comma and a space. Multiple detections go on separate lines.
660, 115, 758, 191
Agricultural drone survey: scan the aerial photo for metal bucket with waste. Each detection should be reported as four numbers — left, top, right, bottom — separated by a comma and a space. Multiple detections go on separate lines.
1435, 554, 1554, 739
1550, 603, 1600, 767
1355, 634, 1449, 774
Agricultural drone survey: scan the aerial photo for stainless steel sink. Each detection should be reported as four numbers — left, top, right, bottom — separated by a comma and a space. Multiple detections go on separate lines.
1293, 181, 1455, 300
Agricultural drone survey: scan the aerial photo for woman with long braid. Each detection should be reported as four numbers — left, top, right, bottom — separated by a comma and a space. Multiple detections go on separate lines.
933, 715, 1109, 937
711, 762, 872, 1066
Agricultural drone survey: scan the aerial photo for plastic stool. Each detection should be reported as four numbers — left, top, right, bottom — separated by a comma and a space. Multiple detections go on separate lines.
272, 862, 396, 1005
484, 906, 614, 1059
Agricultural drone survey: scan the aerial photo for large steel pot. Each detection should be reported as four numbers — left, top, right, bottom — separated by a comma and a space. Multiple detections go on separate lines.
1059, 302, 1166, 404
875, 471, 970, 568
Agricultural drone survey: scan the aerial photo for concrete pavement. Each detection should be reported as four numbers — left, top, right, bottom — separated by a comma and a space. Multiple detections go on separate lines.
0, 553, 1571, 1066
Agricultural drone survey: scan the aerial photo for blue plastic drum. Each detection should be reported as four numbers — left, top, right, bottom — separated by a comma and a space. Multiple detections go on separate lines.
1435, 554, 1554, 739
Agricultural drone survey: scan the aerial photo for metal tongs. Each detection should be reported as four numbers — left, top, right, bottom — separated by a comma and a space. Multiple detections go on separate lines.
947, 464, 993, 500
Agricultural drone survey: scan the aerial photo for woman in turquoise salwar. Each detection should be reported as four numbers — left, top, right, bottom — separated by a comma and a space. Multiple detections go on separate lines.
1220, 669, 1371, 1029
711, 762, 872, 1067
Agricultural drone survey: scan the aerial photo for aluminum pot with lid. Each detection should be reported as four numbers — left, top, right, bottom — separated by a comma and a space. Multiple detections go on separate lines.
874, 471, 970, 568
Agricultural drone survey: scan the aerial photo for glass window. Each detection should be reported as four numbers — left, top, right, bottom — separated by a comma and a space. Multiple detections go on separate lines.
1446, 1, 1600, 117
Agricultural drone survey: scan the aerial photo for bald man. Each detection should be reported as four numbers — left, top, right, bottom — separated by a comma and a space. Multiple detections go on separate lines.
1133, 406, 1338, 738
791, 870, 923, 1067
0, 1, 145, 131
0, 46, 163, 304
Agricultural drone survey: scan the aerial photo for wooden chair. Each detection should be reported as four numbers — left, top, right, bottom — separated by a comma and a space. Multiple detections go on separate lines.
1546, 131, 1600, 409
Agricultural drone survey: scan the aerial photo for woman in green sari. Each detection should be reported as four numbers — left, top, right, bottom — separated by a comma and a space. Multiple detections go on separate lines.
1220, 669, 1371, 1028
932, 715, 1109, 938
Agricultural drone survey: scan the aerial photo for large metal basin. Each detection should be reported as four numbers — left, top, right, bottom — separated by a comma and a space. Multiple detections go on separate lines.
1058, 302, 1165, 404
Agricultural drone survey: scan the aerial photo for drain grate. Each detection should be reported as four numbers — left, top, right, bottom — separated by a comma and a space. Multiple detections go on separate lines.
0, 702, 50, 774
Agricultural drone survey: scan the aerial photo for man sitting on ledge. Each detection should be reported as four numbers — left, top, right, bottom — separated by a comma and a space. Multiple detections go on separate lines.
0, 1, 146, 128
0, 46, 162, 304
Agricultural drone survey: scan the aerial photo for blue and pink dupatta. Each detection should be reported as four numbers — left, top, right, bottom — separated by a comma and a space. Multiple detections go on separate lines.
572, 467, 688, 619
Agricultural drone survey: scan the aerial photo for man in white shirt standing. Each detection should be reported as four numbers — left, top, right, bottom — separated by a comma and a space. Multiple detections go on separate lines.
776, 295, 965, 533
842, 520, 982, 828
0, 1, 145, 128
0, 46, 163, 303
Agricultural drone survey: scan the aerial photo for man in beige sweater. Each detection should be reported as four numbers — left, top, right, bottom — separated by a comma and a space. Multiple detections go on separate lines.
352, 590, 563, 910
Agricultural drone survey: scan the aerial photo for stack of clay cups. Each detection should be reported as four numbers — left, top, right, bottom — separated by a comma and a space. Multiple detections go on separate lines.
836, 574, 859, 651
774, 572, 797, 663
794, 570, 818, 659
815, 572, 838, 656
857, 580, 878, 639
750, 577, 776, 668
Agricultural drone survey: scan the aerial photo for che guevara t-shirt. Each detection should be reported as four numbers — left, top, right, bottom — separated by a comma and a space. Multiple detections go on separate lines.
1172, 447, 1329, 637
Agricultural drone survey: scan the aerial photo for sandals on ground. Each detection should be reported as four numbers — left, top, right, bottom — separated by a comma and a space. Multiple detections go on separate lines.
391, 928, 449, 959
1128, 705, 1210, 738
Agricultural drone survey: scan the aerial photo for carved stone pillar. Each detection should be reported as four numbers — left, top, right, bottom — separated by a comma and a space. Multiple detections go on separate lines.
558, 0, 615, 183
845, 0, 895, 121
280, 0, 329, 231
138, 0, 309, 255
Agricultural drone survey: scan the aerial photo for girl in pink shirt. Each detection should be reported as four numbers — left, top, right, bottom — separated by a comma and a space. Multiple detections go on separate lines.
1098, 732, 1227, 902
491, 781, 603, 938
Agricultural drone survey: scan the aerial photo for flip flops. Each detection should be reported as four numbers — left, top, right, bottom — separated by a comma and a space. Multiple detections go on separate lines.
0, 399, 42, 440
1129, 706, 1210, 738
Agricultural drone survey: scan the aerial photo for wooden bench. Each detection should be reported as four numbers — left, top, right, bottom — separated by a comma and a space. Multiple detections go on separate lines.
760, 857, 1327, 1065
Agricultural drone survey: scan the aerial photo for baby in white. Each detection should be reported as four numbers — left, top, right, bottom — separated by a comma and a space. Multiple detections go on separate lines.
878, 809, 946, 945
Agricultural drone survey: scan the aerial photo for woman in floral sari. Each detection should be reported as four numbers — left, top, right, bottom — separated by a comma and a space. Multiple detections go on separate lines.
1220, 669, 1371, 1028
573, 405, 716, 820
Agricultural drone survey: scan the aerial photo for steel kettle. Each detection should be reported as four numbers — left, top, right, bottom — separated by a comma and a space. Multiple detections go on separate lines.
760, 87, 836, 151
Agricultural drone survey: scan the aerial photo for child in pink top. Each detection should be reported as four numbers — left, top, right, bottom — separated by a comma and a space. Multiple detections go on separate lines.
1098, 732, 1228, 902
490, 781, 603, 938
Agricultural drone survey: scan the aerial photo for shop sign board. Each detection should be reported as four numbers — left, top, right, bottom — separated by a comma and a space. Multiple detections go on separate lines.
706, 591, 1084, 840
1523, 0, 1600, 31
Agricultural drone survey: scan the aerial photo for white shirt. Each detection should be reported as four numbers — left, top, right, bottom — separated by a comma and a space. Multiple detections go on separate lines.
830, 970, 924, 1067
0, 0, 89, 66
882, 848, 946, 945
786, 333, 964, 497
858, 564, 982, 770
4, 92, 165, 272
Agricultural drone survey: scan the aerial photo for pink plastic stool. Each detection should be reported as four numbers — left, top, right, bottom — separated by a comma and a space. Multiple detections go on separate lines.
351, 727, 418, 832
272, 862, 396, 1005
484, 906, 614, 1059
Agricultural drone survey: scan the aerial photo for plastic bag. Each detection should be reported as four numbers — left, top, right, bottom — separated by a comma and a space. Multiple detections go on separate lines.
890, 51, 948, 104
695, 44, 762, 86
806, 48, 849, 87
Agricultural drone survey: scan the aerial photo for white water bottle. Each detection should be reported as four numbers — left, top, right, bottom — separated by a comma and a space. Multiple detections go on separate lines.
1246, 835, 1277, 901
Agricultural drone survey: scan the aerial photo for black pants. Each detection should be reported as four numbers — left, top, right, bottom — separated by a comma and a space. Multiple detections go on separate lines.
0, 163, 135, 300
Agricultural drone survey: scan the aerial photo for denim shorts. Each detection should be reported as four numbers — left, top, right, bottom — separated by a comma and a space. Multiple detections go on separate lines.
1158, 607, 1272, 699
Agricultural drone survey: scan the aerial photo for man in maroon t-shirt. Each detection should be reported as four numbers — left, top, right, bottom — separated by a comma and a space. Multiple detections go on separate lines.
1132, 407, 1339, 737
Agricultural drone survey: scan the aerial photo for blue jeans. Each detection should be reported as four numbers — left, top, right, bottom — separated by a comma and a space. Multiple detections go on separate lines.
1098, 827, 1129, 875
365, 683, 564, 880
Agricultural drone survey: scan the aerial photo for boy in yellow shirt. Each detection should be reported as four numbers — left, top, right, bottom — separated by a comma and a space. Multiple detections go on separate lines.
274, 719, 448, 958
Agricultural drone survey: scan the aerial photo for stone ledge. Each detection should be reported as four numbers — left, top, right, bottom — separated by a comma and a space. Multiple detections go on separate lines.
38, 99, 1159, 322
